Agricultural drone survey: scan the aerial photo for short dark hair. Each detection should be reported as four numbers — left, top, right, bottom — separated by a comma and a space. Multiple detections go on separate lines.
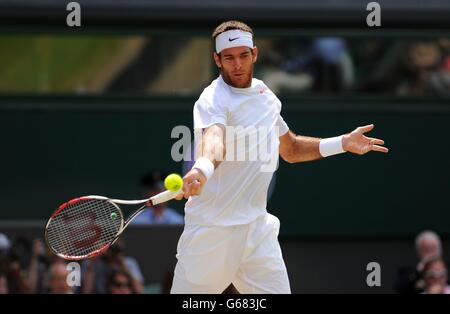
212, 20, 253, 40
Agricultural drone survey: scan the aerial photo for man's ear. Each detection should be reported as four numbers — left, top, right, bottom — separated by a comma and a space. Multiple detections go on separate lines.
252, 47, 258, 63
213, 52, 222, 68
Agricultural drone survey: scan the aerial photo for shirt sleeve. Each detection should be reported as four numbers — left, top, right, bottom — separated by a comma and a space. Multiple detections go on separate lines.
270, 90, 289, 136
277, 114, 289, 136
193, 97, 227, 129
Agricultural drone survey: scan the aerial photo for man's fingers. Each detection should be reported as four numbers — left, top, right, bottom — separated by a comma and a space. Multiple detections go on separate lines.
182, 179, 189, 194
371, 145, 389, 153
175, 192, 184, 201
183, 180, 202, 199
358, 124, 374, 134
369, 138, 385, 146
189, 180, 202, 195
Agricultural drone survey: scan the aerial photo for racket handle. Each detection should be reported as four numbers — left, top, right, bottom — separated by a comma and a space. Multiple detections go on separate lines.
150, 190, 180, 206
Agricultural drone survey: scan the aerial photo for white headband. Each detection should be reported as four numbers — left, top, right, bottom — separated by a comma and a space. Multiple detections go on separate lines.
215, 29, 253, 54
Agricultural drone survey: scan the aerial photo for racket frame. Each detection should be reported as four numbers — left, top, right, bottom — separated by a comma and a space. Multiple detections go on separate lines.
45, 190, 179, 260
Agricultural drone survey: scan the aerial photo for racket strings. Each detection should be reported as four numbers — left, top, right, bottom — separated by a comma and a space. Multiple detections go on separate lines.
46, 199, 122, 259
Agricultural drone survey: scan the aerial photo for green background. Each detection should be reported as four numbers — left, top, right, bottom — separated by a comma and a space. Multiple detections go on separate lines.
1, 97, 448, 236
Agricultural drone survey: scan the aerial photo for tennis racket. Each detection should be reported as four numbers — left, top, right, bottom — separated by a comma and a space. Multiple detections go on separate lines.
45, 189, 180, 260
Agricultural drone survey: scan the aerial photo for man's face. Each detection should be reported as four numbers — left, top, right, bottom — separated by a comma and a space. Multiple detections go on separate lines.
424, 261, 448, 293
214, 46, 258, 88
48, 263, 70, 294
418, 238, 440, 260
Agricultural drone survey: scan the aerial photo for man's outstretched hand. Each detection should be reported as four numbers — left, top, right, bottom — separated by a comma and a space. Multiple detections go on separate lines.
342, 124, 389, 155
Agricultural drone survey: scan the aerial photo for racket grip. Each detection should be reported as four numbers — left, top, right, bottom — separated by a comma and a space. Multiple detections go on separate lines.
150, 190, 180, 206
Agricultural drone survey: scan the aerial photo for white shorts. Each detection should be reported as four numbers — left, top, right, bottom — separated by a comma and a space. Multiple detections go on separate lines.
171, 213, 291, 294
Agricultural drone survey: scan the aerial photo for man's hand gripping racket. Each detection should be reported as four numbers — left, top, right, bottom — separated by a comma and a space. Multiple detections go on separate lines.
175, 168, 207, 200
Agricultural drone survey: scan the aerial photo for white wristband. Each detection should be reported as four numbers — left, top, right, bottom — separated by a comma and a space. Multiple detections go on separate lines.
319, 136, 346, 157
192, 157, 215, 181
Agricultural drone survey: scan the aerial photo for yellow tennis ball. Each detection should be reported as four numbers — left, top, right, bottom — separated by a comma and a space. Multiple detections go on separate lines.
164, 173, 183, 192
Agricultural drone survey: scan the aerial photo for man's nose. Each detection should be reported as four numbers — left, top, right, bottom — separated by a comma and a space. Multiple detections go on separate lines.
235, 58, 242, 69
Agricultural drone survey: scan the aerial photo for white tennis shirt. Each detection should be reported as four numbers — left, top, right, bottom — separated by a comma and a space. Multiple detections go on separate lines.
185, 75, 289, 226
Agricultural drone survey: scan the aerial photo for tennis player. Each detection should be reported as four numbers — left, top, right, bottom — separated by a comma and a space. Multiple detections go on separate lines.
171, 20, 389, 294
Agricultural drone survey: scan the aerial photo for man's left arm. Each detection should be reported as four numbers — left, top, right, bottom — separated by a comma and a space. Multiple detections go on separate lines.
279, 124, 388, 163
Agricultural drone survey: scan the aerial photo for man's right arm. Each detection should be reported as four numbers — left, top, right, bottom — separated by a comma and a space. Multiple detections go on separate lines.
197, 123, 226, 169
177, 123, 226, 199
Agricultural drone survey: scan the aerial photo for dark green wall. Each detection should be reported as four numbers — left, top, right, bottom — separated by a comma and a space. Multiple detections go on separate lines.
274, 103, 450, 236
1, 97, 449, 236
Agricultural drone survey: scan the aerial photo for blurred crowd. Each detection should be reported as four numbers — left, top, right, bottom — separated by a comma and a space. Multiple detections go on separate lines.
395, 230, 450, 294
260, 38, 450, 97
1, 229, 448, 294
2, 34, 448, 98
0, 234, 150, 294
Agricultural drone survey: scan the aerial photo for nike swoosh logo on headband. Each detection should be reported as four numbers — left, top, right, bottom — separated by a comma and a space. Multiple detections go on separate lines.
228, 37, 240, 42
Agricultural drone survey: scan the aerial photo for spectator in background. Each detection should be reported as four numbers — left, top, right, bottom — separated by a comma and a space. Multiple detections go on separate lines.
420, 257, 450, 294
262, 37, 354, 94
81, 239, 144, 294
428, 38, 450, 96
0, 234, 31, 294
0, 233, 11, 265
28, 238, 51, 294
47, 260, 73, 294
357, 39, 449, 97
106, 270, 135, 294
259, 38, 314, 94
396, 40, 444, 96
132, 171, 184, 225
394, 230, 444, 294
0, 272, 9, 294
416, 230, 442, 269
